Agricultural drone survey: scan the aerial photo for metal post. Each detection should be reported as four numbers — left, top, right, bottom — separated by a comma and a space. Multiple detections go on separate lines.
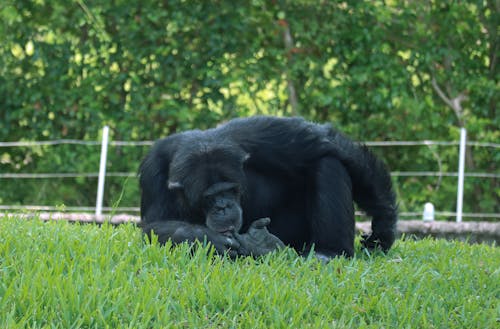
456, 127, 466, 223
95, 126, 109, 216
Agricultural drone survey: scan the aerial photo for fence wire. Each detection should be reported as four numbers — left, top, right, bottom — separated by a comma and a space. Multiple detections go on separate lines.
1, 140, 499, 148
1, 171, 498, 179
0, 136, 498, 219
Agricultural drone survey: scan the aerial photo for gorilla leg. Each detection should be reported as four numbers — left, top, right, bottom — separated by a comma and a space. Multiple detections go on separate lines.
308, 157, 355, 257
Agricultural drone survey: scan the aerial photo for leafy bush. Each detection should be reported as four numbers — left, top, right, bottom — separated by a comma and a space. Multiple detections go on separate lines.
0, 1, 497, 218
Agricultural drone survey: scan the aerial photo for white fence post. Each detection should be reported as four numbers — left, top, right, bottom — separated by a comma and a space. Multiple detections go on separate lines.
456, 127, 467, 223
95, 126, 109, 216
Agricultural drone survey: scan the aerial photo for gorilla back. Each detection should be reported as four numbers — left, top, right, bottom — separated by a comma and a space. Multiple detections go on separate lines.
139, 116, 398, 258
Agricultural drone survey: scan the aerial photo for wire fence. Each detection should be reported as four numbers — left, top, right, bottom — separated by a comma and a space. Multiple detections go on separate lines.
0, 127, 498, 220
2, 139, 498, 148
1, 171, 498, 179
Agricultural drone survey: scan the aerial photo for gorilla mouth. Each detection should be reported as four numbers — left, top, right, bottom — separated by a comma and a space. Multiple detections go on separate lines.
217, 226, 235, 236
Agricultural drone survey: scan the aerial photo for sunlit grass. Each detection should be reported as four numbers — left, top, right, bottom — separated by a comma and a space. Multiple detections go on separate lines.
0, 216, 498, 328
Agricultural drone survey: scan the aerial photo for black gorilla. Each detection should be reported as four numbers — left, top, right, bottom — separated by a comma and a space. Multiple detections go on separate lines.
139, 116, 398, 258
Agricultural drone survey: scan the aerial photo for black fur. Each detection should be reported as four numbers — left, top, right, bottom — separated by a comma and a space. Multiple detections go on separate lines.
139, 116, 398, 258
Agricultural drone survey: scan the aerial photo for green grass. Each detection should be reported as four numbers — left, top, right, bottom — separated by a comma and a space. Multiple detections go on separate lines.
0, 217, 498, 328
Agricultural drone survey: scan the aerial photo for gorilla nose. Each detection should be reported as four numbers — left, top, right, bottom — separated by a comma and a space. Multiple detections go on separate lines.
215, 201, 232, 211
215, 204, 227, 210
214, 200, 229, 209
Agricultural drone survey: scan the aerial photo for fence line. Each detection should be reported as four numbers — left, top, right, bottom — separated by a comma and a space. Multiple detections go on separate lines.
0, 140, 102, 147
110, 141, 154, 146
356, 211, 499, 219
0, 127, 499, 221
0, 205, 140, 212
364, 141, 500, 148
0, 205, 498, 219
1, 171, 498, 179
1, 139, 499, 148
0, 172, 134, 178
0, 140, 154, 147
391, 171, 499, 178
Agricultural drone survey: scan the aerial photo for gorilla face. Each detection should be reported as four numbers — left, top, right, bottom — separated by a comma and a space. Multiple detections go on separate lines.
202, 182, 243, 235
167, 143, 248, 235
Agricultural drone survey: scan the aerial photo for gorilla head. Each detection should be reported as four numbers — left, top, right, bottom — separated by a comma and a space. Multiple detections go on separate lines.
167, 140, 249, 235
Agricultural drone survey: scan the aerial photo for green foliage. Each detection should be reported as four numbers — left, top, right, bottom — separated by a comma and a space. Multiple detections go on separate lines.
0, 218, 499, 328
0, 1, 498, 217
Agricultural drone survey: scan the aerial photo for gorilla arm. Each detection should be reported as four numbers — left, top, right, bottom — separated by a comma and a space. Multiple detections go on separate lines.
140, 220, 241, 258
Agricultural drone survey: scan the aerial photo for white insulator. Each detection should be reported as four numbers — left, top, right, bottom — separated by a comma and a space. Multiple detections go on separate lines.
423, 202, 435, 221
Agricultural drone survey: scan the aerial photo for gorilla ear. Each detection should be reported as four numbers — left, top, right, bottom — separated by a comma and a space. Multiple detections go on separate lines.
168, 181, 183, 190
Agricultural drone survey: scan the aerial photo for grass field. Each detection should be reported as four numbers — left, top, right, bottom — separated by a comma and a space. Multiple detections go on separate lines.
0, 216, 498, 328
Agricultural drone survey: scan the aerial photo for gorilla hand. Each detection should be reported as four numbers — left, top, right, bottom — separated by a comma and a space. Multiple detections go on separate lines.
142, 221, 241, 258
234, 218, 285, 257
200, 226, 241, 258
